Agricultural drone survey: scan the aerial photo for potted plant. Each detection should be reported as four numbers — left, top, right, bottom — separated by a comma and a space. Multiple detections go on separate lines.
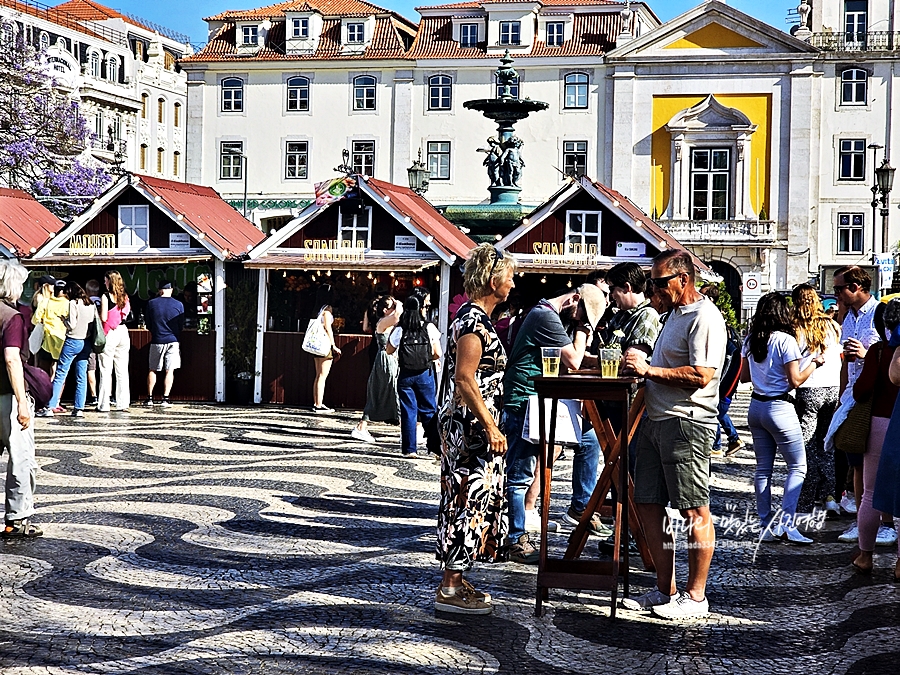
224, 277, 260, 404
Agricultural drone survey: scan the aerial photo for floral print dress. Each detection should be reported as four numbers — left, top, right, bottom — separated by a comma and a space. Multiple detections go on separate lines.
436, 302, 508, 571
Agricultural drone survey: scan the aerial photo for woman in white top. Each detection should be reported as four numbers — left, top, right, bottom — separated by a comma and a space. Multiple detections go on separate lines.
311, 284, 340, 413
791, 284, 842, 517
742, 293, 824, 544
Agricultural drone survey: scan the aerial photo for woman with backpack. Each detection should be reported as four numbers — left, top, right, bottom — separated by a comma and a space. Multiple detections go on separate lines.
351, 295, 401, 443
96, 270, 132, 412
38, 281, 96, 418
386, 289, 441, 458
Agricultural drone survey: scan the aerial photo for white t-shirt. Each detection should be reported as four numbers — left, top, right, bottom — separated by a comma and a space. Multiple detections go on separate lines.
841, 296, 880, 388
797, 330, 841, 389
388, 323, 443, 358
741, 331, 802, 396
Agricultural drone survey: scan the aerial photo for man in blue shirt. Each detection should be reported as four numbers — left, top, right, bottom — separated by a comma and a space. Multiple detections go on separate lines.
145, 280, 185, 407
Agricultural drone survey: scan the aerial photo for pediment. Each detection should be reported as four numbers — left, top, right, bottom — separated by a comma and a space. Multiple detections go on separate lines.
666, 95, 756, 133
663, 23, 763, 50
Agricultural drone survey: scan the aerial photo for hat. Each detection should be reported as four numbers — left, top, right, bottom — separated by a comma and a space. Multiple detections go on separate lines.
158, 280, 173, 290
37, 275, 56, 286
578, 283, 607, 331
54, 279, 67, 289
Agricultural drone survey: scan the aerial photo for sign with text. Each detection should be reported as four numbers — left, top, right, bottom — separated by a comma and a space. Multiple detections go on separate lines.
531, 242, 598, 266
742, 272, 763, 310
169, 233, 190, 249
875, 253, 895, 290
68, 234, 115, 257
394, 235, 417, 251
303, 239, 366, 262
616, 241, 646, 257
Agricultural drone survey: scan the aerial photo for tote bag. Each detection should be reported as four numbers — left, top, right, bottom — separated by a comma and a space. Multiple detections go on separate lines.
522, 395, 583, 446
302, 309, 331, 357
28, 323, 44, 356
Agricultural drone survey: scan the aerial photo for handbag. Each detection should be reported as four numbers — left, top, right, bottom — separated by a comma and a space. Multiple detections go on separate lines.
22, 363, 52, 410
833, 395, 872, 454
302, 309, 331, 357
522, 395, 583, 446
28, 323, 44, 356
88, 306, 106, 355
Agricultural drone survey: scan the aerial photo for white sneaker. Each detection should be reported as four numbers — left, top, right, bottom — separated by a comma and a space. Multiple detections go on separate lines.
840, 492, 858, 515
838, 522, 859, 543
652, 591, 709, 620
524, 509, 558, 533
824, 499, 841, 519
876, 525, 898, 546
782, 525, 813, 545
350, 428, 376, 444
621, 587, 672, 611
759, 523, 782, 542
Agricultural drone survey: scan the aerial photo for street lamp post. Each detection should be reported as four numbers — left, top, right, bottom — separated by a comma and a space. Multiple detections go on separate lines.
406, 149, 430, 196
875, 157, 895, 256
223, 147, 248, 217
869, 143, 884, 255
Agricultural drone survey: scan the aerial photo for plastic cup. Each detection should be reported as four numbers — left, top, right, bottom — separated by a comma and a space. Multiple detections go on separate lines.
541, 347, 561, 377
600, 348, 621, 379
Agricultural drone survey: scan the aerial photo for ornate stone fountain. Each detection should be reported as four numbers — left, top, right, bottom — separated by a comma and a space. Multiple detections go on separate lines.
463, 52, 549, 204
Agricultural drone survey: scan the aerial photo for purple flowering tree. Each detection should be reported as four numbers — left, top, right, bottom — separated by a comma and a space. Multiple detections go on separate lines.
0, 33, 111, 220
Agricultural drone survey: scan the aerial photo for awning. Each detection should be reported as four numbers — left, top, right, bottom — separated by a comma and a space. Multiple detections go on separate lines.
243, 256, 441, 272
25, 255, 213, 267
513, 257, 653, 274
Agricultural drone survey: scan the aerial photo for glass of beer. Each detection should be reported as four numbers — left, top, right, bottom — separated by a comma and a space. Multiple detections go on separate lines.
541, 347, 561, 377
600, 348, 622, 379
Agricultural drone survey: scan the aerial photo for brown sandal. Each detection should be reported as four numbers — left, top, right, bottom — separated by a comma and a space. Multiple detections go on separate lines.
2, 519, 43, 538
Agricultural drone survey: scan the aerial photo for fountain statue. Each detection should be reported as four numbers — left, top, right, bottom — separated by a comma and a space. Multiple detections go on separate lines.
464, 52, 549, 204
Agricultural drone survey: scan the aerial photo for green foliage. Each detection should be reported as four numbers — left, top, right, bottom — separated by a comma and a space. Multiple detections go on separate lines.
224, 278, 259, 378
710, 281, 740, 330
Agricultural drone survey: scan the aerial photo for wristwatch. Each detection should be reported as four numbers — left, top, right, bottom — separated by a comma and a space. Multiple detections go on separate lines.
575, 322, 592, 335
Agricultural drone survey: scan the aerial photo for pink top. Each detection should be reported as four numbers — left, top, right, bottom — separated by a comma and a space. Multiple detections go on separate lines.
103, 294, 131, 334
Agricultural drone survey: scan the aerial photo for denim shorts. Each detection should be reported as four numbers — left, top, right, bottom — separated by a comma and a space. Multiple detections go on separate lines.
634, 416, 713, 510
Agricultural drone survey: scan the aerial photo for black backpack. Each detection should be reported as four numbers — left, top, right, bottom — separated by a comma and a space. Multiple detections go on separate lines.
399, 325, 433, 371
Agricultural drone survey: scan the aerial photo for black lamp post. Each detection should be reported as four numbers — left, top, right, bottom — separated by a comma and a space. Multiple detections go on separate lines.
105, 124, 127, 174
869, 143, 884, 255
407, 149, 430, 196
875, 157, 895, 255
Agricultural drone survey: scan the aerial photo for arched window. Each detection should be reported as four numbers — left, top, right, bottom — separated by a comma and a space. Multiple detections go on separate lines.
221, 77, 243, 112
841, 68, 867, 105
157, 98, 165, 124
39, 31, 50, 51
89, 50, 101, 78
353, 75, 376, 110
141, 93, 149, 119
173, 151, 181, 177
428, 75, 452, 110
140, 144, 148, 170
157, 148, 164, 174
564, 72, 588, 109
286, 76, 310, 111
1, 23, 13, 48
107, 57, 118, 82
173, 102, 182, 127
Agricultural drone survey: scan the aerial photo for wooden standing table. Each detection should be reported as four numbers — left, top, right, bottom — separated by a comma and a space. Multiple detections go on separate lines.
531, 374, 648, 618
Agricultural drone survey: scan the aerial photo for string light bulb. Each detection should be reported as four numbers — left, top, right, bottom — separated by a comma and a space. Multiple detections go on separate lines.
540, 276, 547, 284
566, 278, 572, 288
367, 272, 373, 279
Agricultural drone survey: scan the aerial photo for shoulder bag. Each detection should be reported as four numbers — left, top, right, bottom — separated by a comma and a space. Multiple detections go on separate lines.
0, 303, 52, 409
302, 308, 331, 357
88, 305, 106, 355
833, 343, 882, 454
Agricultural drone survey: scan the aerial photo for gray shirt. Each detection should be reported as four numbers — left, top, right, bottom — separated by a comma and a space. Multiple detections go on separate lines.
65, 300, 95, 340
645, 295, 726, 428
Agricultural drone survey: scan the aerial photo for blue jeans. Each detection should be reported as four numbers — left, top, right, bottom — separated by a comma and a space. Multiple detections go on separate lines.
397, 368, 436, 455
714, 396, 740, 449
747, 399, 807, 526
503, 406, 602, 543
48, 337, 91, 411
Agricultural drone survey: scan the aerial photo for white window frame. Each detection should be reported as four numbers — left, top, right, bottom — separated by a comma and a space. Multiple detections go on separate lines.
351, 140, 375, 176
547, 22, 564, 47
841, 68, 867, 105
564, 72, 588, 109
286, 76, 310, 111
117, 205, 150, 250
496, 73, 519, 98
353, 75, 376, 110
690, 148, 731, 221
839, 138, 867, 180
89, 50, 101, 78
460, 23, 478, 48
845, 1, 867, 45
39, 31, 50, 51
563, 140, 587, 177
837, 212, 865, 253
565, 211, 601, 251
220, 141, 244, 180
292, 17, 309, 38
221, 77, 244, 112
107, 56, 118, 82
242, 25, 258, 46
338, 207, 372, 249
499, 21, 521, 46
427, 141, 451, 180
428, 74, 452, 110
347, 22, 365, 44
285, 141, 308, 179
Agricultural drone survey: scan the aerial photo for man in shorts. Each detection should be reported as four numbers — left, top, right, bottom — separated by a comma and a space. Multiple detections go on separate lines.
621, 250, 726, 620
145, 280, 184, 407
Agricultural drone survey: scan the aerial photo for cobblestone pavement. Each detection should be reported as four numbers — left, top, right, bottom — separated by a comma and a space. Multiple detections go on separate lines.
1, 392, 898, 674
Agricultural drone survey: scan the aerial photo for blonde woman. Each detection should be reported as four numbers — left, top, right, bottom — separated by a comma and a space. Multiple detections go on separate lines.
791, 284, 842, 517
311, 284, 340, 413
32, 278, 69, 380
97, 271, 132, 412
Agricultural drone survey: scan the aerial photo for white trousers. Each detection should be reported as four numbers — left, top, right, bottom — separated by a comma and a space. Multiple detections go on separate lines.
2, 392, 36, 521
97, 324, 131, 411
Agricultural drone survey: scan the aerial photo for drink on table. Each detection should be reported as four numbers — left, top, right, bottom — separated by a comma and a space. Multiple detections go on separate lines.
600, 348, 621, 379
541, 346, 561, 377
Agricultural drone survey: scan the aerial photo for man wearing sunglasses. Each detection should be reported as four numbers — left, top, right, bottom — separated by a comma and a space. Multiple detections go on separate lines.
620, 249, 726, 620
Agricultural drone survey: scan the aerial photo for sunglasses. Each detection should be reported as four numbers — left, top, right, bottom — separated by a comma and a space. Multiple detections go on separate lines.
489, 245, 504, 276
833, 284, 854, 293
649, 272, 680, 289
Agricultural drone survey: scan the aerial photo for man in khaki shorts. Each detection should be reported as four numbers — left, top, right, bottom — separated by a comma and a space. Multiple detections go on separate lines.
621, 250, 726, 620
145, 280, 184, 407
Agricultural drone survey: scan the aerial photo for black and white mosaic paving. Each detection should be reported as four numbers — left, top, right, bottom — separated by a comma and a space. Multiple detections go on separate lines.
1, 393, 898, 674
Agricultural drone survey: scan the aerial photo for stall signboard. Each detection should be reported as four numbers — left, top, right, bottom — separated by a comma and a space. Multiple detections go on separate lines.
394, 235, 417, 251
742, 272, 763, 310
303, 239, 366, 262
531, 242, 598, 266
68, 234, 115, 257
169, 233, 191, 249
875, 253, 895, 290
616, 242, 646, 257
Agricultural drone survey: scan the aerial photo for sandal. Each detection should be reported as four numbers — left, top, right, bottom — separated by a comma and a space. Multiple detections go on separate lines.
2, 519, 43, 538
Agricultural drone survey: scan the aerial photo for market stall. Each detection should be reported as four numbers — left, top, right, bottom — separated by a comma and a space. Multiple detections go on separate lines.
27, 174, 264, 402
245, 176, 475, 408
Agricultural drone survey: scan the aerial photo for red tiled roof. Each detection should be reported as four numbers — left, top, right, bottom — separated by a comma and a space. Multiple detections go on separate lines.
53, 0, 154, 32
421, 0, 619, 9
133, 175, 265, 259
0, 0, 121, 43
183, 14, 413, 62
205, 0, 416, 28
408, 10, 620, 58
0, 188, 64, 258
363, 178, 476, 261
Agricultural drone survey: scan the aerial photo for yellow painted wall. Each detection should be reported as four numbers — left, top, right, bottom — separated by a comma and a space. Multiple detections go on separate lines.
664, 23, 763, 50
650, 94, 772, 220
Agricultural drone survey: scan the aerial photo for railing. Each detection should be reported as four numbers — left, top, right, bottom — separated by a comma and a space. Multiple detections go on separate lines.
4, 0, 127, 45
657, 219, 777, 242
808, 31, 900, 52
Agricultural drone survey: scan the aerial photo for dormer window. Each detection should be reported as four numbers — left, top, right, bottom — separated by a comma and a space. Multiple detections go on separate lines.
292, 17, 309, 38
547, 22, 564, 47
499, 21, 520, 46
460, 23, 478, 48
347, 23, 365, 44
242, 25, 258, 46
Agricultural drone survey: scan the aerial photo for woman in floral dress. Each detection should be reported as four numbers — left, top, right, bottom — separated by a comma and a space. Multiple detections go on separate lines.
435, 243, 516, 615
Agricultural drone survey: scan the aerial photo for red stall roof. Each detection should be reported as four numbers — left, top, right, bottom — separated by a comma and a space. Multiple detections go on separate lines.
0, 188, 65, 258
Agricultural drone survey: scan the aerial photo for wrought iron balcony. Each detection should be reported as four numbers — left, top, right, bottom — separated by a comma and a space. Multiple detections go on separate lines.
656, 219, 777, 244
808, 32, 900, 52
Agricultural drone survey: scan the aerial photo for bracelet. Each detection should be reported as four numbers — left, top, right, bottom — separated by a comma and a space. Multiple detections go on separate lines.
575, 323, 592, 334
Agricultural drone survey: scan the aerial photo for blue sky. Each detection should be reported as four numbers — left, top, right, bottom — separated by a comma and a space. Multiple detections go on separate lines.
101, 1, 796, 45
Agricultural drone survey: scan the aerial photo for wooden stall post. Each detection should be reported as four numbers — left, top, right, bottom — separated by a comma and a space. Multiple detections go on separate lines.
214, 258, 226, 402
253, 268, 268, 404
